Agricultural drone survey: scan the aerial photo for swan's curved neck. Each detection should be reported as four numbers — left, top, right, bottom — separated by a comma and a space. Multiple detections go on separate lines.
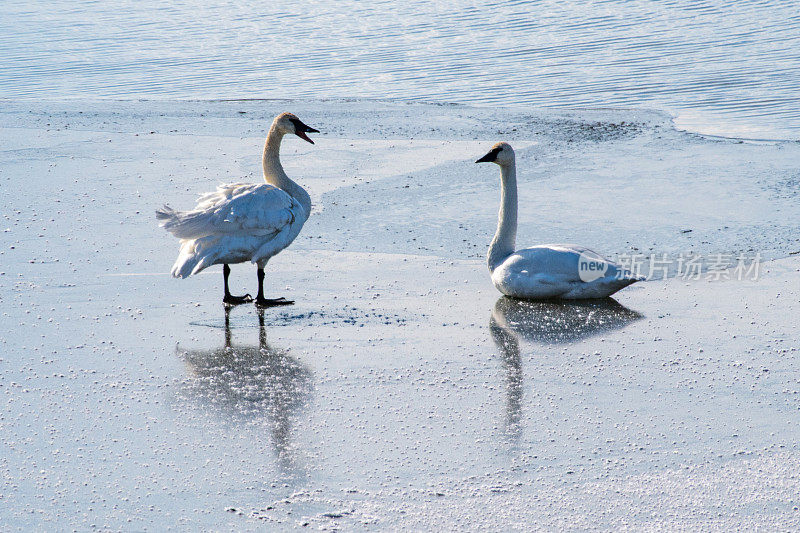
262, 125, 312, 216
488, 161, 518, 271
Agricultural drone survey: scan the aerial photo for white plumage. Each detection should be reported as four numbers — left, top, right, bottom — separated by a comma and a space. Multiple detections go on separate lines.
489, 243, 639, 299
157, 112, 318, 306
476, 142, 641, 300
157, 183, 305, 278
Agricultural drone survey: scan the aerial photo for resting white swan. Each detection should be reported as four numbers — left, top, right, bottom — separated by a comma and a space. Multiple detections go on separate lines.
476, 142, 641, 299
156, 112, 318, 307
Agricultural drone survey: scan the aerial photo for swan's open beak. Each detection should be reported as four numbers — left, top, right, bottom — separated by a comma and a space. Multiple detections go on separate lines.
295, 124, 319, 144
476, 147, 499, 163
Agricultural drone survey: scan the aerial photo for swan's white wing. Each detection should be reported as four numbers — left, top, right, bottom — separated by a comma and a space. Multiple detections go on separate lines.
158, 183, 298, 240
516, 244, 632, 279
157, 183, 306, 277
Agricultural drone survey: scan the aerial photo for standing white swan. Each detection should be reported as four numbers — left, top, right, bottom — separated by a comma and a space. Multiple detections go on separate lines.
475, 142, 641, 299
156, 112, 318, 307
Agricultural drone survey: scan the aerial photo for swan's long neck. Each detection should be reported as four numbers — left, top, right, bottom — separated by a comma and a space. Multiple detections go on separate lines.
488, 161, 518, 272
262, 125, 312, 216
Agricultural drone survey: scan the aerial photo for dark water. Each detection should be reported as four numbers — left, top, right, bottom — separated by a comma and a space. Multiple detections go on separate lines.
1, 0, 799, 139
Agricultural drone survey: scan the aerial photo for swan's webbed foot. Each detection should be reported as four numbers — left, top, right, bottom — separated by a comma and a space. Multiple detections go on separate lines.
254, 267, 293, 307
255, 296, 294, 308
223, 293, 253, 306
222, 265, 253, 306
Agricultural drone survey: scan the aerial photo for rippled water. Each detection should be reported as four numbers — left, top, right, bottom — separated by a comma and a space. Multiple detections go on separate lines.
1, 0, 799, 139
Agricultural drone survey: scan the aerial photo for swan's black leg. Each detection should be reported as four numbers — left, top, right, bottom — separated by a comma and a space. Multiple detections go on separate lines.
255, 267, 294, 307
222, 264, 253, 305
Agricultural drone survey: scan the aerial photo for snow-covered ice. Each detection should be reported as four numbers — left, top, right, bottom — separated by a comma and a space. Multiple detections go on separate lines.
1, 99, 800, 530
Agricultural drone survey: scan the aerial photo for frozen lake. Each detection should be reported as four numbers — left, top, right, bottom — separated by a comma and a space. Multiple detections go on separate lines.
2, 100, 800, 529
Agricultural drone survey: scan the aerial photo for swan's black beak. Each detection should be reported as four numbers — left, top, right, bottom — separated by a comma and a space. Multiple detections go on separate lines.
476, 146, 500, 163
291, 119, 319, 144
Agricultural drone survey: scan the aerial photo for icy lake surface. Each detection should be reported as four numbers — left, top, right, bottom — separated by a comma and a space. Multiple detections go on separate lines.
1, 0, 800, 139
2, 100, 800, 529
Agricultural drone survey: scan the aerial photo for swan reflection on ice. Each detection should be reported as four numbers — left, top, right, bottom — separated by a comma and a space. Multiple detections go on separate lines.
177, 308, 313, 475
491, 297, 643, 345
489, 297, 642, 441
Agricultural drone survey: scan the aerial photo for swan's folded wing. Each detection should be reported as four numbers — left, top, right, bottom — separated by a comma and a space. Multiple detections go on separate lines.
514, 244, 637, 282
209, 184, 300, 235
160, 183, 300, 240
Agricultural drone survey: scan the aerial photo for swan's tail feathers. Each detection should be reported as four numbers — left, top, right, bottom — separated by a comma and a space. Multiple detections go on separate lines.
619, 272, 645, 282
608, 274, 644, 295
156, 206, 214, 240
600, 269, 644, 296
617, 272, 645, 285
619, 276, 642, 288
155, 205, 175, 222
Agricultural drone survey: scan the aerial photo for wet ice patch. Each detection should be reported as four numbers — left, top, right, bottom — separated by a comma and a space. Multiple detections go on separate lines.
189, 306, 412, 329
